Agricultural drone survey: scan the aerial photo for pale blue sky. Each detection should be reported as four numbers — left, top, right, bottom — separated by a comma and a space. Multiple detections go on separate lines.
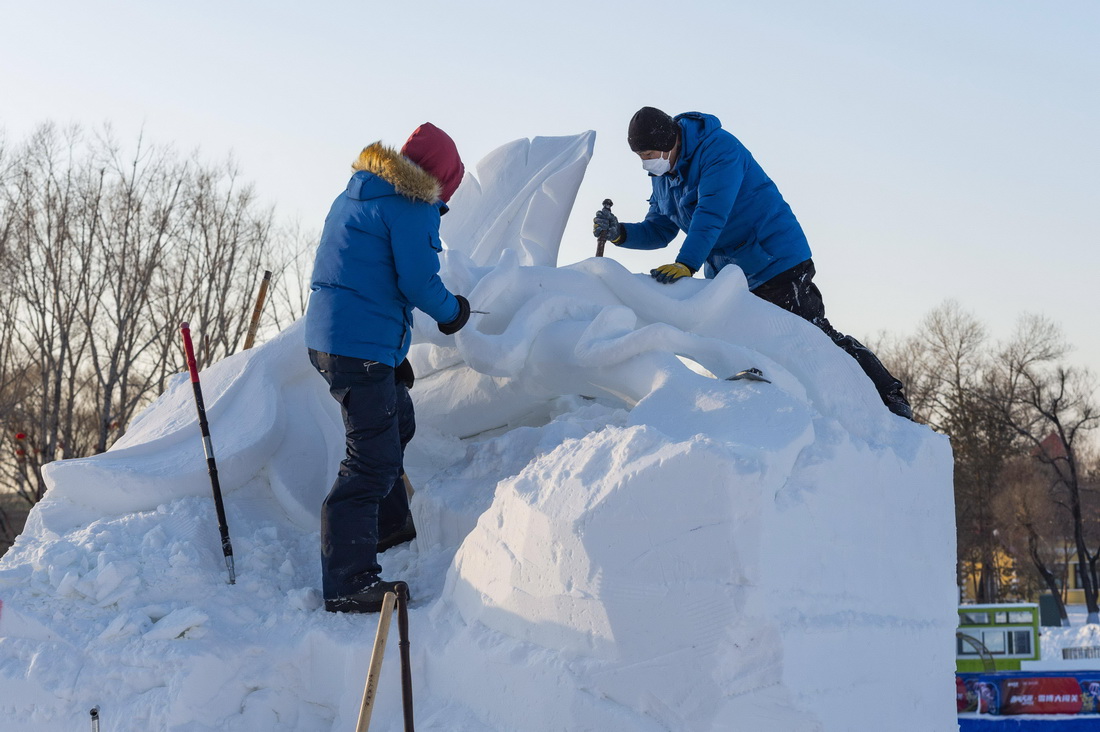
2, 0, 1097, 373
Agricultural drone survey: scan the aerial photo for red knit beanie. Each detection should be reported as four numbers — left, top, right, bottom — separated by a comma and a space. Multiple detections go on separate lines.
400, 123, 465, 204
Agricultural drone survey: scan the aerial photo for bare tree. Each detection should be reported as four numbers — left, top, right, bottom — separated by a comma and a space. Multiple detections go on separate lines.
0, 123, 301, 536
882, 302, 1020, 602
76, 129, 189, 452
987, 315, 1100, 621
180, 160, 270, 361
0, 132, 20, 421
263, 220, 315, 331
4, 124, 100, 500
993, 456, 1072, 624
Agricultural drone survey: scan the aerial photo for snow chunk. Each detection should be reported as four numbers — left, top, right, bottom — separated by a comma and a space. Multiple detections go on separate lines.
143, 607, 209, 640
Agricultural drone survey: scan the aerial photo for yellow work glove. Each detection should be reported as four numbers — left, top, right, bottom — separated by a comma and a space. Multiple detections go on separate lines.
650, 262, 696, 284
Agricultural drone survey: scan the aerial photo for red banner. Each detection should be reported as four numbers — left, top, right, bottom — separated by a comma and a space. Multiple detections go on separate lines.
999, 677, 1083, 715
957, 677, 970, 712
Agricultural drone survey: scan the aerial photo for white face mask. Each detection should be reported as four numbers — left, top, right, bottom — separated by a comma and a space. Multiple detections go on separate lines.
641, 153, 671, 177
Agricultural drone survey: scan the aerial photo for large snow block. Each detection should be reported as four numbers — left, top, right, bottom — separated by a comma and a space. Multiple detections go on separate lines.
422, 401, 955, 731
431, 424, 819, 731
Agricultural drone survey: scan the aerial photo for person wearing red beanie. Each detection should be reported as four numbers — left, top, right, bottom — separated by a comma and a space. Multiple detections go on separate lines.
305, 123, 472, 613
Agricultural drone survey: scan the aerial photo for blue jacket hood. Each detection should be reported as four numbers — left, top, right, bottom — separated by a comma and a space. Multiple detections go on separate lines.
347, 142, 443, 204
346, 170, 396, 201
673, 112, 723, 171
346, 171, 450, 215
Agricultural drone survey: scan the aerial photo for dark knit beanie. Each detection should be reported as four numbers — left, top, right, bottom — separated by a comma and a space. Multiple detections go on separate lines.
627, 107, 678, 152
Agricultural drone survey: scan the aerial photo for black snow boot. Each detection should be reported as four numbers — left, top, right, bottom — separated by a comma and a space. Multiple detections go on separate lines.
883, 387, 914, 421
325, 579, 410, 614
377, 511, 417, 553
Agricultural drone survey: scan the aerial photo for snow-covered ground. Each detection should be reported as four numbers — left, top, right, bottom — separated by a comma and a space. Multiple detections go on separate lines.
1042, 607, 1100, 660
0, 132, 957, 731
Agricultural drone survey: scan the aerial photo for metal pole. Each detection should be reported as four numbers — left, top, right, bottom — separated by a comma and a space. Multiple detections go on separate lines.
180, 322, 236, 585
397, 583, 415, 731
242, 269, 272, 351
356, 591, 399, 732
90, 706, 100, 732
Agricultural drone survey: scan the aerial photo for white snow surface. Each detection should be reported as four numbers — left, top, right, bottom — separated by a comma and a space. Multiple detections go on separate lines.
0, 132, 958, 731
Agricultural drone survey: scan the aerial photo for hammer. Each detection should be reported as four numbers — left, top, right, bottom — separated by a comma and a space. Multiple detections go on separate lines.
595, 199, 614, 257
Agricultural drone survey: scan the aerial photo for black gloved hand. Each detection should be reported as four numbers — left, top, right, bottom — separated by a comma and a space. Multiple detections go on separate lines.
438, 295, 471, 335
593, 208, 623, 244
394, 358, 415, 390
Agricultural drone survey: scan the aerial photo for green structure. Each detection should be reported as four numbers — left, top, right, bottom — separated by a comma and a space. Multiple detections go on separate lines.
957, 603, 1041, 672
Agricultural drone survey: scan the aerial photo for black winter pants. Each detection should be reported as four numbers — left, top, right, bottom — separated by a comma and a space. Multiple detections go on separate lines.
308, 350, 414, 599
751, 260, 904, 402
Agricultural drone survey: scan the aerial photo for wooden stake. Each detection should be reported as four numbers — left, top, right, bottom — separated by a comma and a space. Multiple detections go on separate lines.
242, 269, 272, 350
355, 591, 399, 732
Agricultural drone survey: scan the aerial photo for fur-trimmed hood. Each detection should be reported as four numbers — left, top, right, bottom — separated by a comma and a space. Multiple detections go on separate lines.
351, 142, 441, 204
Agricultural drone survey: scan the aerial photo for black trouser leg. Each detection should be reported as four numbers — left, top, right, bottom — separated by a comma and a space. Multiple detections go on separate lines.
377, 384, 415, 540
751, 260, 906, 403
309, 349, 406, 599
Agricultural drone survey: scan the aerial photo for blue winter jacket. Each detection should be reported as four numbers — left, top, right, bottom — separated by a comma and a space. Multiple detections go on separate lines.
305, 144, 461, 365
619, 112, 812, 290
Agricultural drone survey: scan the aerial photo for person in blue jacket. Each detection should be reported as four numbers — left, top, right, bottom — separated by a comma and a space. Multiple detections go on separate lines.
594, 107, 912, 420
305, 122, 471, 613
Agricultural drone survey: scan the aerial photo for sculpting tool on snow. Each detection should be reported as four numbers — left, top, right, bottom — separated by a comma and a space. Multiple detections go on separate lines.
180, 322, 237, 585
396, 583, 415, 731
356, 587, 400, 731
242, 269, 272, 350
354, 583, 415, 731
727, 367, 771, 384
594, 199, 613, 257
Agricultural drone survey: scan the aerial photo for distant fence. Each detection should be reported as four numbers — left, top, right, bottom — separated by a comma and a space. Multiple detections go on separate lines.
1064, 647, 1100, 660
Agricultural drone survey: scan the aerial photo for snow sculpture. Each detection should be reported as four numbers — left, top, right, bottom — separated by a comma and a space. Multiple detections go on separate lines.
441, 130, 595, 267
0, 131, 957, 731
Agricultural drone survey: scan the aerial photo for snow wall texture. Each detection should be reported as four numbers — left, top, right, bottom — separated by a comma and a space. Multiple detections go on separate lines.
0, 130, 959, 731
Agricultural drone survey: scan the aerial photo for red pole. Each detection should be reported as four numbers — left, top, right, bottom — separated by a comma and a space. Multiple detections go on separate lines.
180, 322, 236, 585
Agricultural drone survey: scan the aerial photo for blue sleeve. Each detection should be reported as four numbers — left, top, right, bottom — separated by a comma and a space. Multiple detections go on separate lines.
389, 205, 461, 324
619, 199, 680, 251
674, 137, 743, 271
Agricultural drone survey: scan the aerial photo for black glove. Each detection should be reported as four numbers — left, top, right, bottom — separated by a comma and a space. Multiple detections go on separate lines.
438, 295, 470, 335
593, 208, 623, 244
394, 358, 415, 390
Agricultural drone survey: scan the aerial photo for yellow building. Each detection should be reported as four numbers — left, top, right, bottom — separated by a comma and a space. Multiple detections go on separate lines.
960, 550, 1090, 606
